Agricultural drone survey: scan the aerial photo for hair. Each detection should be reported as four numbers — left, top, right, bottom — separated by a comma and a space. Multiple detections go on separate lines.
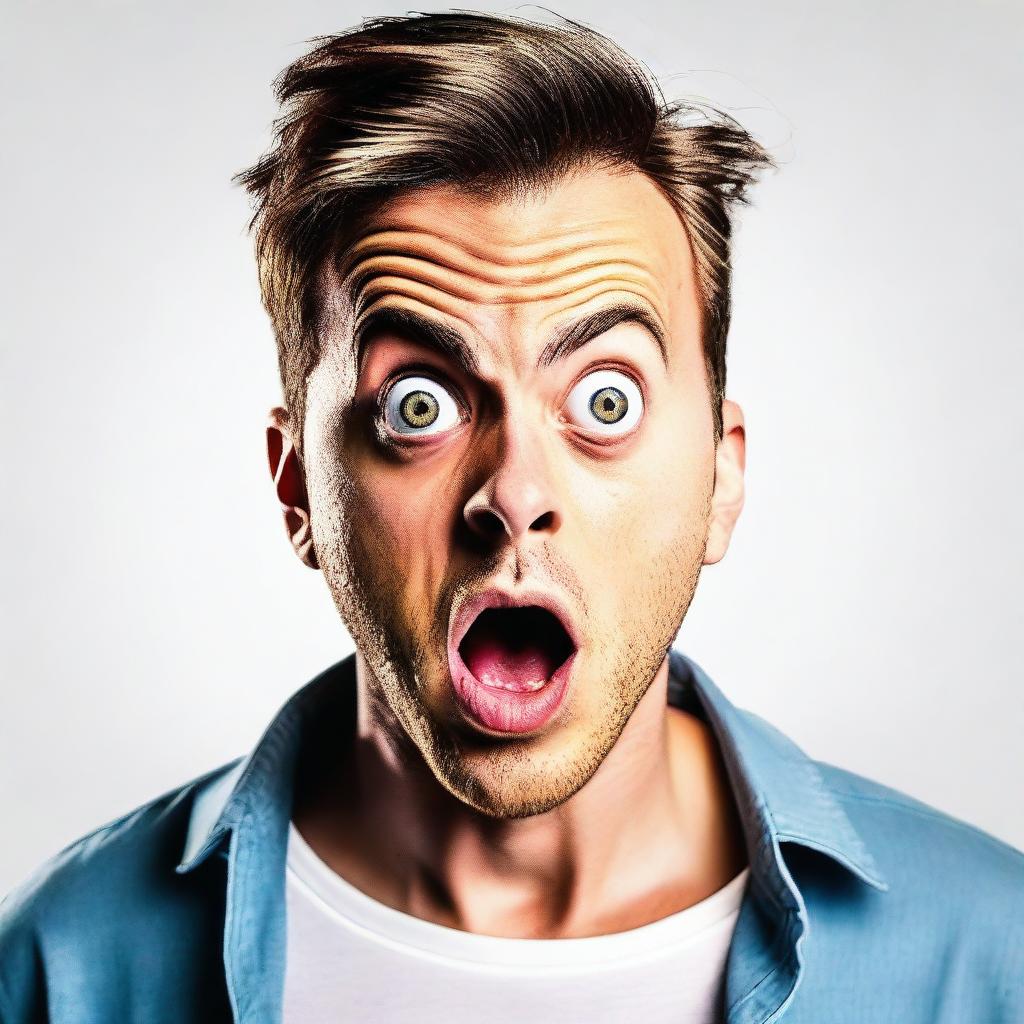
234, 11, 774, 457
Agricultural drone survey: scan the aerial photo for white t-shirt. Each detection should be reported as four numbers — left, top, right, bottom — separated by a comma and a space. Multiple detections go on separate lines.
283, 821, 749, 1023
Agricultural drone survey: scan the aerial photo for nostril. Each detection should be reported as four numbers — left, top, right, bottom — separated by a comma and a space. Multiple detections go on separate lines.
530, 510, 557, 531
467, 507, 506, 539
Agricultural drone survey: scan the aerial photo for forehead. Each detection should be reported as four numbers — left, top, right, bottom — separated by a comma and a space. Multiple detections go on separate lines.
336, 166, 700, 367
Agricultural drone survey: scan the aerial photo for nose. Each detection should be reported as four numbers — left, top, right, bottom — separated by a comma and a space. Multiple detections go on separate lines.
462, 418, 563, 545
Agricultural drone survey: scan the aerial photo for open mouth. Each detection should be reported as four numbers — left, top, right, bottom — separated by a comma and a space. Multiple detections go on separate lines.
458, 606, 576, 693
447, 592, 580, 734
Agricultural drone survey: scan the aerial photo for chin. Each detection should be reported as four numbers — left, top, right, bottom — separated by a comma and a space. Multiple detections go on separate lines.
438, 765, 587, 820
422, 713, 613, 820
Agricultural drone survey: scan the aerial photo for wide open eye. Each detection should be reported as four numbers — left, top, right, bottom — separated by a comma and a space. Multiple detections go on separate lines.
382, 375, 464, 436
563, 368, 644, 437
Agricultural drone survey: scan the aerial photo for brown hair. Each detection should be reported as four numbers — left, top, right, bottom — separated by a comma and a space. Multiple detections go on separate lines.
234, 11, 774, 456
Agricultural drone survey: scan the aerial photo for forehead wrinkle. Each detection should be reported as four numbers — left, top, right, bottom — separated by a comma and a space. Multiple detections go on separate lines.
342, 226, 662, 288
344, 223, 657, 272
346, 249, 660, 297
536, 285, 670, 339
352, 264, 664, 319
353, 270, 488, 312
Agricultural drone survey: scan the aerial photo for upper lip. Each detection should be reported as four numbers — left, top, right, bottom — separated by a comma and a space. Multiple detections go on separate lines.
449, 585, 581, 657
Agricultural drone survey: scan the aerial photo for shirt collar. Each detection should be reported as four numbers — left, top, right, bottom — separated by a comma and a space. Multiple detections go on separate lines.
177, 647, 888, 896
668, 649, 888, 897
177, 649, 891, 1022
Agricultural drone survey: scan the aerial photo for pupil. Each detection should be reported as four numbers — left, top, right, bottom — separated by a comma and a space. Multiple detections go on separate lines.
414, 400, 427, 415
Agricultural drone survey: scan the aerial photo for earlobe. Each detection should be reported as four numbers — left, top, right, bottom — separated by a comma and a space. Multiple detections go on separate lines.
267, 406, 319, 570
703, 399, 746, 566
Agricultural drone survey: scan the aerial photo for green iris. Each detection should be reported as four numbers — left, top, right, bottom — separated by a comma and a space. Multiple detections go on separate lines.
589, 386, 628, 424
400, 389, 440, 428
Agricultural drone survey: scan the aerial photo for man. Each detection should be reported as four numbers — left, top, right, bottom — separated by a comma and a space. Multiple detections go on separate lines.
2, 11, 1022, 1024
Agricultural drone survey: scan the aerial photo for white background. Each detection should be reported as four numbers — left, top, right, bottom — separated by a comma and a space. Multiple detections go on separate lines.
2, 0, 1022, 894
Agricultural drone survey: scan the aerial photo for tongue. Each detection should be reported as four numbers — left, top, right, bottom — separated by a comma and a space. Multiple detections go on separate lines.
460, 611, 565, 692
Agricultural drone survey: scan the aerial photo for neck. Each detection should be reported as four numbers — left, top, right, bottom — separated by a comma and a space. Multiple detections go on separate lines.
293, 652, 748, 939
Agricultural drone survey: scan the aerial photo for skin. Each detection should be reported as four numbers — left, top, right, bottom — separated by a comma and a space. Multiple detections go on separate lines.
268, 164, 749, 938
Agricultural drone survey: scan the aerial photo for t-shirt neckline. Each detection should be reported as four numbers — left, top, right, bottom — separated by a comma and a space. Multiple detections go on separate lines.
286, 821, 750, 968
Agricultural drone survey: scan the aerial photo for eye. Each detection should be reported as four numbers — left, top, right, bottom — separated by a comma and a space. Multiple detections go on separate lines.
563, 368, 644, 437
381, 374, 464, 436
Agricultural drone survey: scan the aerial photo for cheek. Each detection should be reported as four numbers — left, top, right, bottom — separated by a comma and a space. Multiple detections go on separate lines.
306, 421, 462, 648
577, 419, 712, 548
565, 405, 714, 616
365, 464, 458, 598
306, 357, 449, 568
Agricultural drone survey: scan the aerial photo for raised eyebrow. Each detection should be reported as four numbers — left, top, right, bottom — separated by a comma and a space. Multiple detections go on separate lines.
352, 302, 667, 378
353, 308, 481, 376
538, 304, 668, 369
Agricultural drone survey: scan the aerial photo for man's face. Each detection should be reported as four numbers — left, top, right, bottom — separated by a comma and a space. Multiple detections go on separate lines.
298, 166, 727, 818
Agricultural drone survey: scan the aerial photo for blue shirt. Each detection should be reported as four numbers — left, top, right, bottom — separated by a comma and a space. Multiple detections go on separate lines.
2, 649, 1023, 1023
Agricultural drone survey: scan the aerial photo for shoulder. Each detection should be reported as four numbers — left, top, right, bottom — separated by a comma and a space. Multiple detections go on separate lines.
1, 757, 243, 919
817, 757, 1024, 886
814, 758, 1024, 992
735, 700, 1024, 889
0, 758, 242, 1019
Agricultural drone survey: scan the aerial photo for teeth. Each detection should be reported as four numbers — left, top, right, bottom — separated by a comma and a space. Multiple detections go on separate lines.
482, 676, 549, 692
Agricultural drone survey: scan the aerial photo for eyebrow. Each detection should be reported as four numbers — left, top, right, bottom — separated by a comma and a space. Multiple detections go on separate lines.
353, 302, 668, 376
538, 304, 667, 369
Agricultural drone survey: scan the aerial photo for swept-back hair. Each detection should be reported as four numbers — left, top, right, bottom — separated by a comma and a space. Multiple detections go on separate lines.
235, 11, 774, 455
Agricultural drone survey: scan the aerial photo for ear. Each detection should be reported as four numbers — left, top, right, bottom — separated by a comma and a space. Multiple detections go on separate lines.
703, 398, 746, 565
267, 406, 319, 570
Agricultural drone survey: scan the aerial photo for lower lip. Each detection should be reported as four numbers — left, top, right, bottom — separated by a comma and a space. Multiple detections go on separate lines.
447, 643, 577, 735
